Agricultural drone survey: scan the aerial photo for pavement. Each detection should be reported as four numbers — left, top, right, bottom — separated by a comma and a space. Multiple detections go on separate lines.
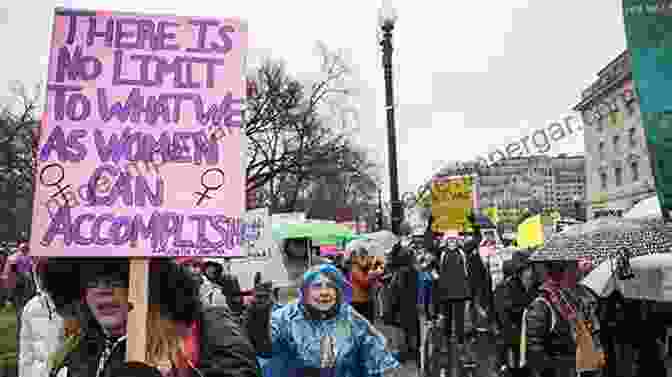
376, 320, 501, 377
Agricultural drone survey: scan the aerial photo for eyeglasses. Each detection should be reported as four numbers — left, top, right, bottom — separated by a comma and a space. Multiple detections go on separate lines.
85, 277, 127, 289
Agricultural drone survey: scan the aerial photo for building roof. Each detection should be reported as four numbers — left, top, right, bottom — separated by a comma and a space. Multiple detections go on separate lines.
597, 50, 629, 77
573, 50, 631, 111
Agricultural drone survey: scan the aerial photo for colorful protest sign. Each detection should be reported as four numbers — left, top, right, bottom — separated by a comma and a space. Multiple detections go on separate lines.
623, 0, 672, 216
479, 240, 497, 258
431, 175, 475, 232
31, 9, 248, 257
516, 215, 543, 249
483, 207, 499, 225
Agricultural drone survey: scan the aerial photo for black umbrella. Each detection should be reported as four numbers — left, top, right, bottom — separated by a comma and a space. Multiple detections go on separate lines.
529, 217, 672, 265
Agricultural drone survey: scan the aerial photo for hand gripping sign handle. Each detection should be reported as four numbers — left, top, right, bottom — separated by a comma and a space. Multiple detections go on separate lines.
126, 258, 150, 362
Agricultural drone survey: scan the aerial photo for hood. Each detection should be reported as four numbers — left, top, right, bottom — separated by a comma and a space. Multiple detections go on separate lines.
298, 264, 346, 319
41, 258, 202, 325
509, 250, 532, 274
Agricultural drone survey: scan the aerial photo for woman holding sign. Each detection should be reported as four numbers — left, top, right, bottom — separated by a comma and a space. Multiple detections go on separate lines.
41, 258, 258, 377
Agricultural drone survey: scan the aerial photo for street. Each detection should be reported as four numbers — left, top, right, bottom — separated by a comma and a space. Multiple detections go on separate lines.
376, 321, 500, 377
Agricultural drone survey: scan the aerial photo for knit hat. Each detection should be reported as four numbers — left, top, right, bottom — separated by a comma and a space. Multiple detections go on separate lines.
41, 258, 202, 325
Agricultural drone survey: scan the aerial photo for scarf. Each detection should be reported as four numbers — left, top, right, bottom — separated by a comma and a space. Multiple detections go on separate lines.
542, 277, 606, 371
540, 278, 577, 324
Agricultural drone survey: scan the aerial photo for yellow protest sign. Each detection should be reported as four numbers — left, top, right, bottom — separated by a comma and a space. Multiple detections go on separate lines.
516, 215, 544, 249
484, 207, 499, 224
431, 175, 474, 232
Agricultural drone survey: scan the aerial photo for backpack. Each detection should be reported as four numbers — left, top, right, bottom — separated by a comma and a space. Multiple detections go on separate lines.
520, 294, 605, 371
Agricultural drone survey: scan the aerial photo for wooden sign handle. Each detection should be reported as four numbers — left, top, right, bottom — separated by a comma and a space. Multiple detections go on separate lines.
126, 258, 150, 362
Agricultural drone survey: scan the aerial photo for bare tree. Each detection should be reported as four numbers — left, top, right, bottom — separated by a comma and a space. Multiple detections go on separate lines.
245, 42, 374, 212
304, 144, 380, 219
0, 82, 41, 240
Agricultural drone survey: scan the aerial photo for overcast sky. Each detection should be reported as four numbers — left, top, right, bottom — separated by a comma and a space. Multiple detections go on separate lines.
0, 1, 627, 197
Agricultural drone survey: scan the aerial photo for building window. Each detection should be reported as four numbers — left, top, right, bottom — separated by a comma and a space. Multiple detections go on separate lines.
600, 172, 608, 190
613, 135, 620, 153
615, 167, 623, 187
628, 128, 637, 147
631, 161, 639, 182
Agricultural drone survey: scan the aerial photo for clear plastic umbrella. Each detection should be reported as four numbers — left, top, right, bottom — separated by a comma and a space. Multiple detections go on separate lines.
345, 231, 399, 257
581, 253, 672, 301
345, 230, 399, 257
624, 195, 661, 220
530, 217, 672, 264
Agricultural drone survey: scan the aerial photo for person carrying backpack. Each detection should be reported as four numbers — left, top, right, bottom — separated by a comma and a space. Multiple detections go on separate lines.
520, 260, 605, 377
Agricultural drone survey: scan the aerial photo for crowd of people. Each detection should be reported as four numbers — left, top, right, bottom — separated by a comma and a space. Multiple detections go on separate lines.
0, 222, 661, 377
0, 241, 405, 377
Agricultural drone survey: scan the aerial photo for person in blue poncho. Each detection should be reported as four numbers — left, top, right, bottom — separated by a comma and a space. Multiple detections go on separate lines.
247, 264, 401, 377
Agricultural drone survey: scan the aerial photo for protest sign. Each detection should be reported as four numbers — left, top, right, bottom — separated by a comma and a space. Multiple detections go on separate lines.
623, 0, 672, 217
431, 175, 475, 232
517, 215, 544, 249
31, 8, 248, 257
479, 240, 497, 258
240, 207, 271, 259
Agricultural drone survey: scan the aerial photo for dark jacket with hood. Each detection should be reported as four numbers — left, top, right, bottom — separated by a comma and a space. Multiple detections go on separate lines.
382, 245, 419, 339
42, 258, 258, 377
523, 291, 577, 375
494, 275, 536, 346
494, 250, 535, 344
434, 245, 471, 301
464, 228, 489, 305
433, 228, 482, 302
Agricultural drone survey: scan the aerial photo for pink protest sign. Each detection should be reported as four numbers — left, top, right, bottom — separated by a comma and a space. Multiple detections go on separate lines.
479, 240, 497, 258
30, 8, 248, 257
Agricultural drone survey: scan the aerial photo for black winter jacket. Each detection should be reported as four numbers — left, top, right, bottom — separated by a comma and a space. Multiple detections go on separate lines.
523, 295, 576, 374
215, 274, 241, 298
494, 276, 535, 346
434, 247, 471, 301
215, 274, 244, 314
466, 251, 490, 306
50, 306, 258, 377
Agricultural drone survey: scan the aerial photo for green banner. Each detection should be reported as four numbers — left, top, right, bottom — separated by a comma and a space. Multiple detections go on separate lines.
623, 0, 672, 215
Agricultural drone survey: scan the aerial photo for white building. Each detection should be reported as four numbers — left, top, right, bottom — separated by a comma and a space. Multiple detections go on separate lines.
478, 155, 585, 218
573, 51, 656, 219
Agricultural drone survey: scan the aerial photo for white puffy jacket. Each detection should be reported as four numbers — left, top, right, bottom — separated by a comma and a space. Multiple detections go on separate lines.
19, 292, 66, 377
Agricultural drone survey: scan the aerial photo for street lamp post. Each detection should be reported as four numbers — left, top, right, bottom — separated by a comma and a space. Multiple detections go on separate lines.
379, 1, 403, 236
376, 188, 384, 231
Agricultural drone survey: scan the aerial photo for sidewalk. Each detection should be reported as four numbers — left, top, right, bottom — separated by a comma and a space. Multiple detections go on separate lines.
376, 318, 500, 377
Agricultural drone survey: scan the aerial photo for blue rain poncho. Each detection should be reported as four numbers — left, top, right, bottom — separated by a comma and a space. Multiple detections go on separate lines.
259, 264, 399, 377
